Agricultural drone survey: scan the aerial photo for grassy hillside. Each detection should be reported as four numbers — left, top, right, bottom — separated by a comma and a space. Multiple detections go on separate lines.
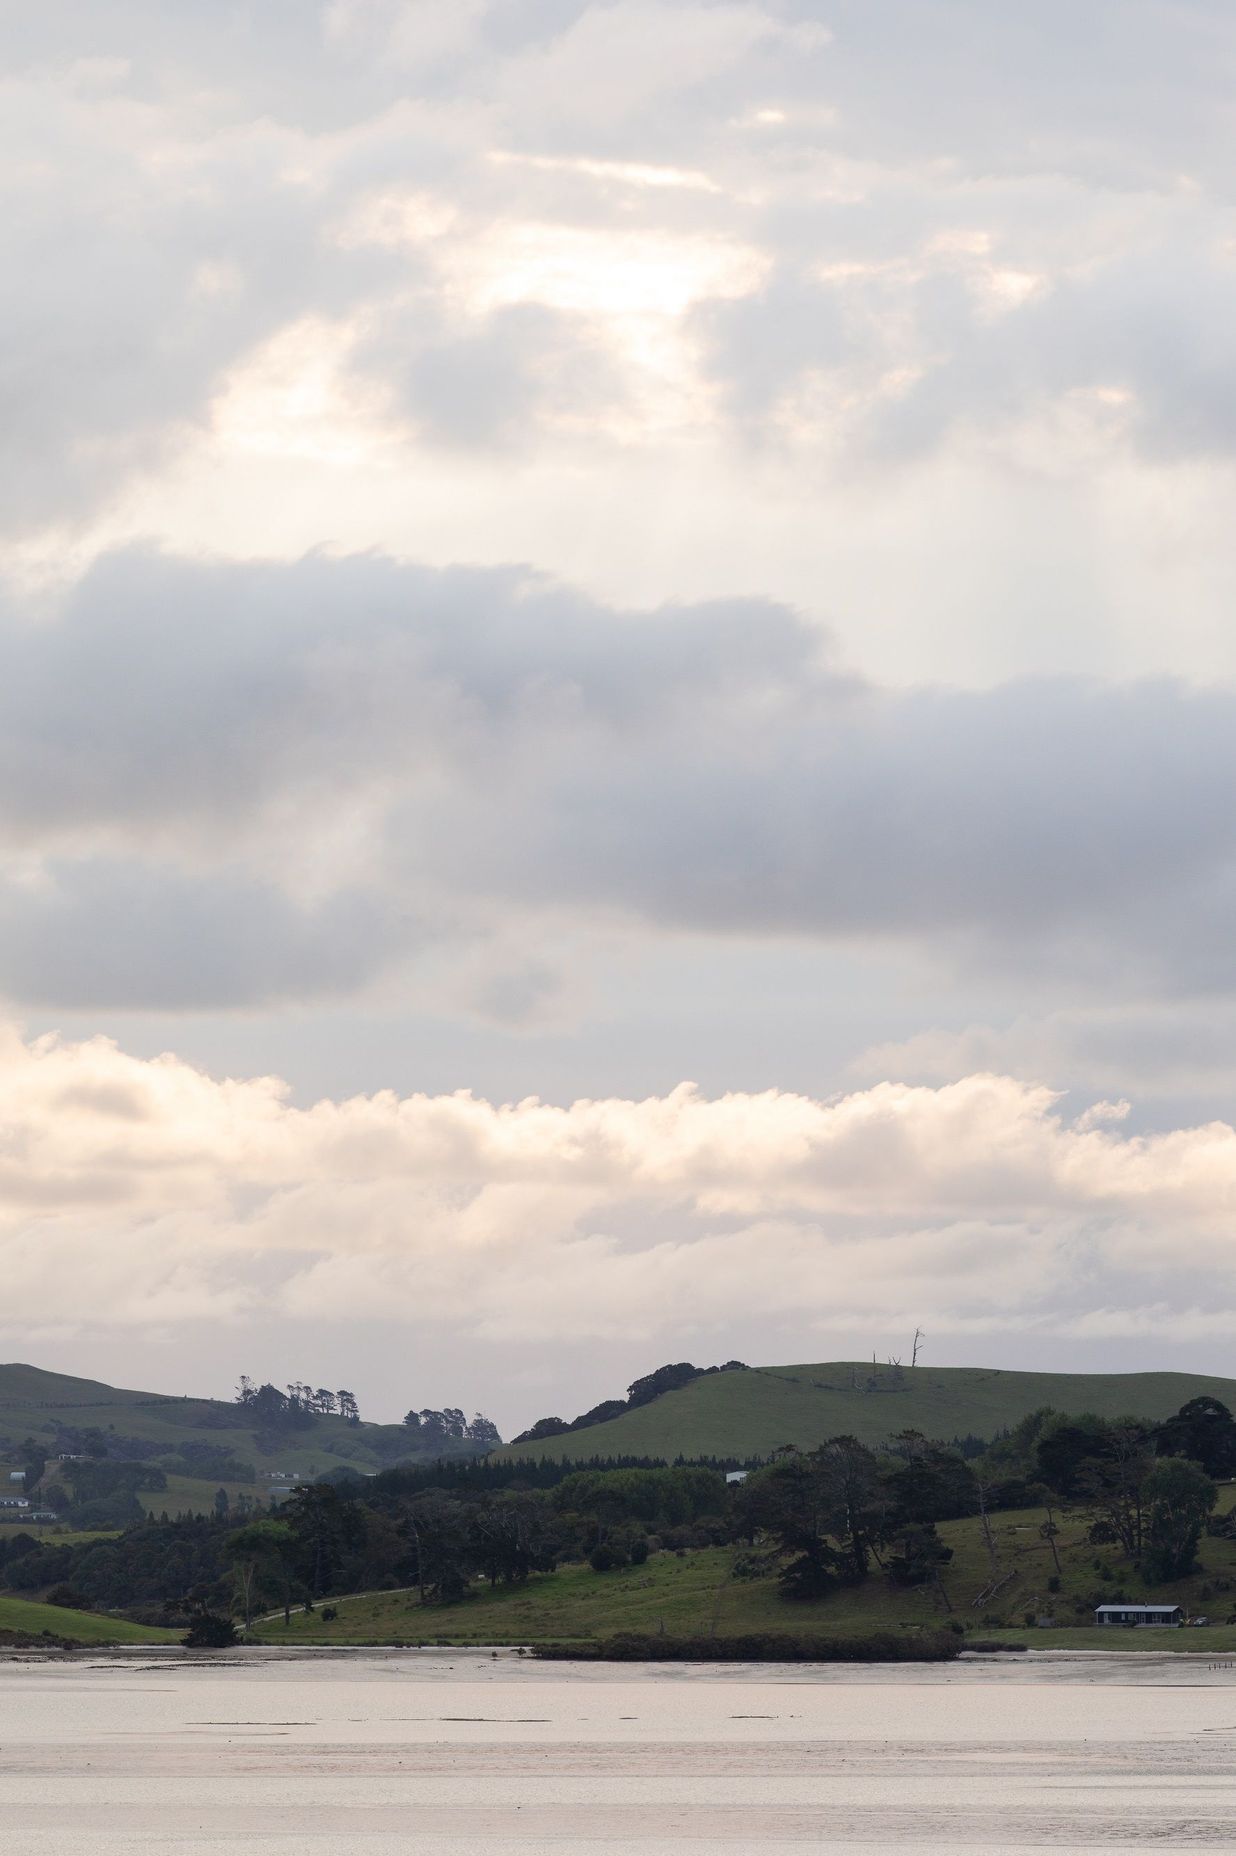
0, 1594, 177, 1644
253, 1484, 1236, 1652
498, 1363, 1236, 1463
0, 1361, 436, 1522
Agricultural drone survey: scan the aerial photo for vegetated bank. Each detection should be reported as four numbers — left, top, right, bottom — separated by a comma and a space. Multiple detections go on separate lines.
530, 1630, 961, 1662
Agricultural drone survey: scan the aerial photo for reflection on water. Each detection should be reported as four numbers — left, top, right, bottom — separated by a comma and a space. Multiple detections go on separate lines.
4, 1648, 1236, 1852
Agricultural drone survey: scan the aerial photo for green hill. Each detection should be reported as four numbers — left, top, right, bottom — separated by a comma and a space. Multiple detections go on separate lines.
0, 1594, 177, 1645
497, 1362, 1236, 1463
0, 1362, 462, 1522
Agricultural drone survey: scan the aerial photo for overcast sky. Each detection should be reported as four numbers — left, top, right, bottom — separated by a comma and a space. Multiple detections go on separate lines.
5, 1, 1236, 1433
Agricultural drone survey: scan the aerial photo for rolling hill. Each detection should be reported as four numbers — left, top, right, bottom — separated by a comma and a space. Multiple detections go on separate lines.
0, 1362, 470, 1523
496, 1362, 1236, 1463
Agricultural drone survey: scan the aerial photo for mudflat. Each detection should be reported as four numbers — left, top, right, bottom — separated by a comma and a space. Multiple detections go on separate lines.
4, 1648, 1236, 1852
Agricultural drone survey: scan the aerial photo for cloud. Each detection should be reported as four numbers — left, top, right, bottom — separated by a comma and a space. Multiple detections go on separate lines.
4, 546, 1236, 1010
5, 1025, 1236, 1372
7, 0, 1236, 551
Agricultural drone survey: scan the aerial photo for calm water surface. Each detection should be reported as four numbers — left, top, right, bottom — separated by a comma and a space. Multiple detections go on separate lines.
5, 1647, 1236, 1852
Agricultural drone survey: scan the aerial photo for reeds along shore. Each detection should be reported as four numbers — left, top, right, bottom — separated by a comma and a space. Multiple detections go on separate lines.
531, 1630, 964, 1662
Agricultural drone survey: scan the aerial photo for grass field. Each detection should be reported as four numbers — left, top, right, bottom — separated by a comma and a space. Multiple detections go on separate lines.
496, 1363, 1236, 1464
0, 1595, 178, 1645
251, 1483, 1236, 1651
0, 1361, 411, 1483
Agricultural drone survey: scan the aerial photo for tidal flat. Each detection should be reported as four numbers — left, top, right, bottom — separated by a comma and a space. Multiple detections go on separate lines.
4, 1647, 1236, 1852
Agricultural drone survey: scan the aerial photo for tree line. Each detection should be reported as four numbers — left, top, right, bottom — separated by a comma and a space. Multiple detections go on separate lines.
512, 1359, 748, 1444
5, 1392, 1231, 1632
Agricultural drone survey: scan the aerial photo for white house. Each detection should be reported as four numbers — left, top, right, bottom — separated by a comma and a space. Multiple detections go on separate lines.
0, 1496, 30, 1510
1095, 1603, 1184, 1628
725, 1470, 749, 1485
7, 1471, 25, 1485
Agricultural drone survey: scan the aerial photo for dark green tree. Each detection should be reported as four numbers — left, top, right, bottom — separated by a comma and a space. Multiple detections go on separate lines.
1156, 1398, 1236, 1479
1141, 1458, 1217, 1584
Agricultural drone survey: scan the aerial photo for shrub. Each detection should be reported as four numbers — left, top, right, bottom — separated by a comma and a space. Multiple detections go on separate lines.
45, 1584, 94, 1611
589, 1544, 619, 1573
183, 1612, 238, 1648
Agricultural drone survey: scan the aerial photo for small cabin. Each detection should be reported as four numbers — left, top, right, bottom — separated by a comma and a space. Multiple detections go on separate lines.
725, 1470, 749, 1485
7, 1471, 25, 1485
1095, 1603, 1183, 1628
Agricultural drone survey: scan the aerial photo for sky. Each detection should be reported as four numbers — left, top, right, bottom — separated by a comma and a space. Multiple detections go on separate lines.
5, 0, 1236, 1434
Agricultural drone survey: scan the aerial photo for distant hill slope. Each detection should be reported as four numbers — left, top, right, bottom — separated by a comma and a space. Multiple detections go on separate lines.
495, 1362, 1236, 1463
0, 1362, 419, 1484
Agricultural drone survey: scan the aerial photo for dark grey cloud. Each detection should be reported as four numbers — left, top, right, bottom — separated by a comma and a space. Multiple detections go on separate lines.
4, 546, 1236, 1009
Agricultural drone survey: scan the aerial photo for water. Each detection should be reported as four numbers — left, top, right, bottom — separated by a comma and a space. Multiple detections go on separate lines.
5, 1647, 1236, 1851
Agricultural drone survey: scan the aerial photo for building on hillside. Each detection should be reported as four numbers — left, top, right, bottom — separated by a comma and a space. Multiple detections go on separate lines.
7, 1471, 25, 1484
0, 1496, 30, 1511
1095, 1603, 1183, 1628
28, 1510, 59, 1522
725, 1470, 749, 1484
55, 1453, 84, 1462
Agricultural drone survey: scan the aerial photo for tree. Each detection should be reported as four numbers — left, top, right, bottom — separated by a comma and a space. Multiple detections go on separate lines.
744, 1452, 843, 1601
405, 1492, 471, 1604
886, 1448, 978, 1526
1073, 1421, 1154, 1560
213, 1487, 230, 1520
626, 1363, 700, 1408
511, 1416, 570, 1444
1141, 1457, 1217, 1584
1035, 1415, 1115, 1500
815, 1437, 887, 1581
183, 1610, 238, 1648
469, 1492, 557, 1586
1156, 1398, 1236, 1479
226, 1519, 297, 1629
281, 1484, 360, 1596
336, 1389, 359, 1425
884, 1523, 953, 1589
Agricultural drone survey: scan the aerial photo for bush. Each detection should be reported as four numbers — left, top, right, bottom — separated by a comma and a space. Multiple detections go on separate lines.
321, 1605, 338, 1622
183, 1612, 239, 1648
45, 1584, 94, 1611
629, 1538, 649, 1566
589, 1543, 620, 1573
1046, 1575, 1060, 1593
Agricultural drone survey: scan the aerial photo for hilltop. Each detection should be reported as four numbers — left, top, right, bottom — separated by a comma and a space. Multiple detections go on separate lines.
0, 1363, 492, 1528
495, 1362, 1236, 1463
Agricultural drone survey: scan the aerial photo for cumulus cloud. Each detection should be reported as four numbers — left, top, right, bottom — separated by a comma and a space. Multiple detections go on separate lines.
3, 546, 1236, 1010
3, 1025, 1236, 1381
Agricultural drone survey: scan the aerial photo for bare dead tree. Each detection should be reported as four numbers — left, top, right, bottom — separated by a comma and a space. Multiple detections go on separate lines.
1040, 1500, 1063, 1578
912, 1328, 924, 1368
976, 1478, 1000, 1577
